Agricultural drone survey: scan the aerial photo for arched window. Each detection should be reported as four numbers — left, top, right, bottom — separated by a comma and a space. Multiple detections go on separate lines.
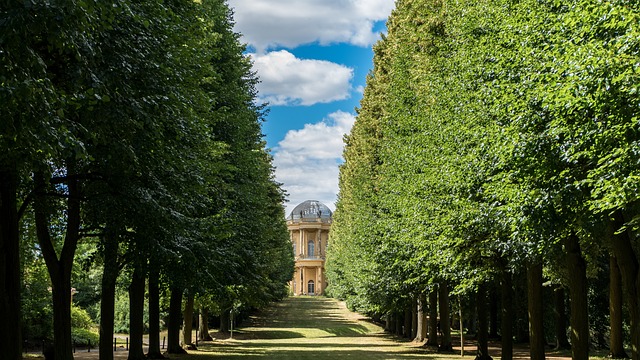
308, 280, 315, 295
307, 240, 315, 257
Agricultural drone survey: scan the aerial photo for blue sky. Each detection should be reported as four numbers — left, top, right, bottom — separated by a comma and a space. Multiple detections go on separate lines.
226, 0, 395, 215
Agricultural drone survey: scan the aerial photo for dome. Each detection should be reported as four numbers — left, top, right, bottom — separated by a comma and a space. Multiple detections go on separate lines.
288, 200, 332, 221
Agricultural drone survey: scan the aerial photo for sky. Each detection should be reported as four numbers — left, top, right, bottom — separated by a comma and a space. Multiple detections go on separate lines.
226, 0, 396, 216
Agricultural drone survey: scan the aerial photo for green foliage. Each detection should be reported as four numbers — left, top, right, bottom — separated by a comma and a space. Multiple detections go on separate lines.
20, 220, 53, 342
4, 0, 293, 351
113, 292, 130, 334
70, 305, 93, 330
71, 304, 100, 346
328, 0, 640, 346
70, 328, 99, 347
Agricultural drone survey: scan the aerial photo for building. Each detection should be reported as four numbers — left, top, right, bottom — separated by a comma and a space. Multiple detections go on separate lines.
287, 200, 332, 295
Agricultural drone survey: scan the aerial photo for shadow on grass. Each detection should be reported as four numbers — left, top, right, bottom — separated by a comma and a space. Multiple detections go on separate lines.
192, 342, 433, 359
240, 330, 306, 339
183, 297, 433, 359
224, 340, 402, 348
245, 297, 374, 338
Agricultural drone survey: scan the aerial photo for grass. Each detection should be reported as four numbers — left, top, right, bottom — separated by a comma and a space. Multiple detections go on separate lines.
177, 297, 479, 359
22, 296, 614, 359
176, 296, 612, 360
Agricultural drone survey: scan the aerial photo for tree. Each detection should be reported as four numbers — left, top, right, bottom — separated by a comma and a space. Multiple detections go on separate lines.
1, 1, 101, 357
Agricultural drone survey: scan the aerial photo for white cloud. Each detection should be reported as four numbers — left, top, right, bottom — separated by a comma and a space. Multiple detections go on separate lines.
273, 111, 356, 215
251, 50, 353, 106
228, 0, 395, 51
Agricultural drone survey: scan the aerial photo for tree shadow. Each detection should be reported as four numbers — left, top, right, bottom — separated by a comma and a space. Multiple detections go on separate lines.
193, 297, 433, 359
195, 341, 435, 359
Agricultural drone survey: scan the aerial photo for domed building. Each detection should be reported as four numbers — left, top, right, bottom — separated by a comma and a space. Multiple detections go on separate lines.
287, 200, 332, 295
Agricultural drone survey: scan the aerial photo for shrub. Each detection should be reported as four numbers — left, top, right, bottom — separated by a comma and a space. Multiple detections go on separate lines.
71, 305, 93, 330
71, 328, 99, 347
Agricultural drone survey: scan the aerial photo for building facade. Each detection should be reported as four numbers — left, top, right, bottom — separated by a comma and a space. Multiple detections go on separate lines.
287, 200, 332, 296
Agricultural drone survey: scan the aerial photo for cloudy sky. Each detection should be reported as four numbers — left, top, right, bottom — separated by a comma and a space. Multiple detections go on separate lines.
227, 0, 396, 216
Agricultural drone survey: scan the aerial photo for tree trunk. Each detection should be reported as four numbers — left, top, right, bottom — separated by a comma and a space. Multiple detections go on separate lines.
416, 293, 427, 342
0, 166, 22, 360
475, 283, 493, 360
501, 269, 513, 360
199, 307, 213, 341
147, 268, 164, 358
469, 302, 478, 336
127, 264, 146, 360
514, 271, 529, 343
395, 312, 403, 336
50, 273, 74, 360
489, 285, 498, 339
527, 262, 546, 360
404, 306, 412, 338
99, 229, 120, 360
183, 293, 195, 346
428, 286, 439, 346
438, 281, 453, 352
219, 308, 230, 333
610, 255, 628, 358
610, 211, 640, 360
412, 296, 418, 339
554, 287, 570, 350
564, 234, 589, 360
34, 169, 81, 360
167, 286, 186, 354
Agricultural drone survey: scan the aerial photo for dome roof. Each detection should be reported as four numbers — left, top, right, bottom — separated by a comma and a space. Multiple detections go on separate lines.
288, 200, 332, 221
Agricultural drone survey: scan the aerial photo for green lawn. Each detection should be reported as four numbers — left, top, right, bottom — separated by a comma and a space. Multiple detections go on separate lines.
178, 297, 476, 359
175, 296, 614, 360
22, 296, 612, 359
22, 296, 613, 359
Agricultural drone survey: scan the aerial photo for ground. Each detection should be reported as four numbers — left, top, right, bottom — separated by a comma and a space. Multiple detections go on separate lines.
25, 296, 610, 359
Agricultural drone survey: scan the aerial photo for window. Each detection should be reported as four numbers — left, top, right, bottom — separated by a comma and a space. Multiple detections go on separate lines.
308, 280, 315, 295
307, 240, 315, 257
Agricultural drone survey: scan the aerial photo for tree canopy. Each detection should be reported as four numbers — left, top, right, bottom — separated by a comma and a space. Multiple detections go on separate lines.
327, 0, 640, 358
1, 0, 293, 358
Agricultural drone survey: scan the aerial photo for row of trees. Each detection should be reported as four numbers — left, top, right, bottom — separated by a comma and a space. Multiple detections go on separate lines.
0, 1, 294, 359
326, 0, 639, 359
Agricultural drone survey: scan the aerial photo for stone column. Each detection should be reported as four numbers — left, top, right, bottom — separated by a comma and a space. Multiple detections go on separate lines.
289, 230, 294, 256
300, 229, 304, 257
292, 270, 296, 295
318, 266, 323, 294
301, 266, 305, 295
